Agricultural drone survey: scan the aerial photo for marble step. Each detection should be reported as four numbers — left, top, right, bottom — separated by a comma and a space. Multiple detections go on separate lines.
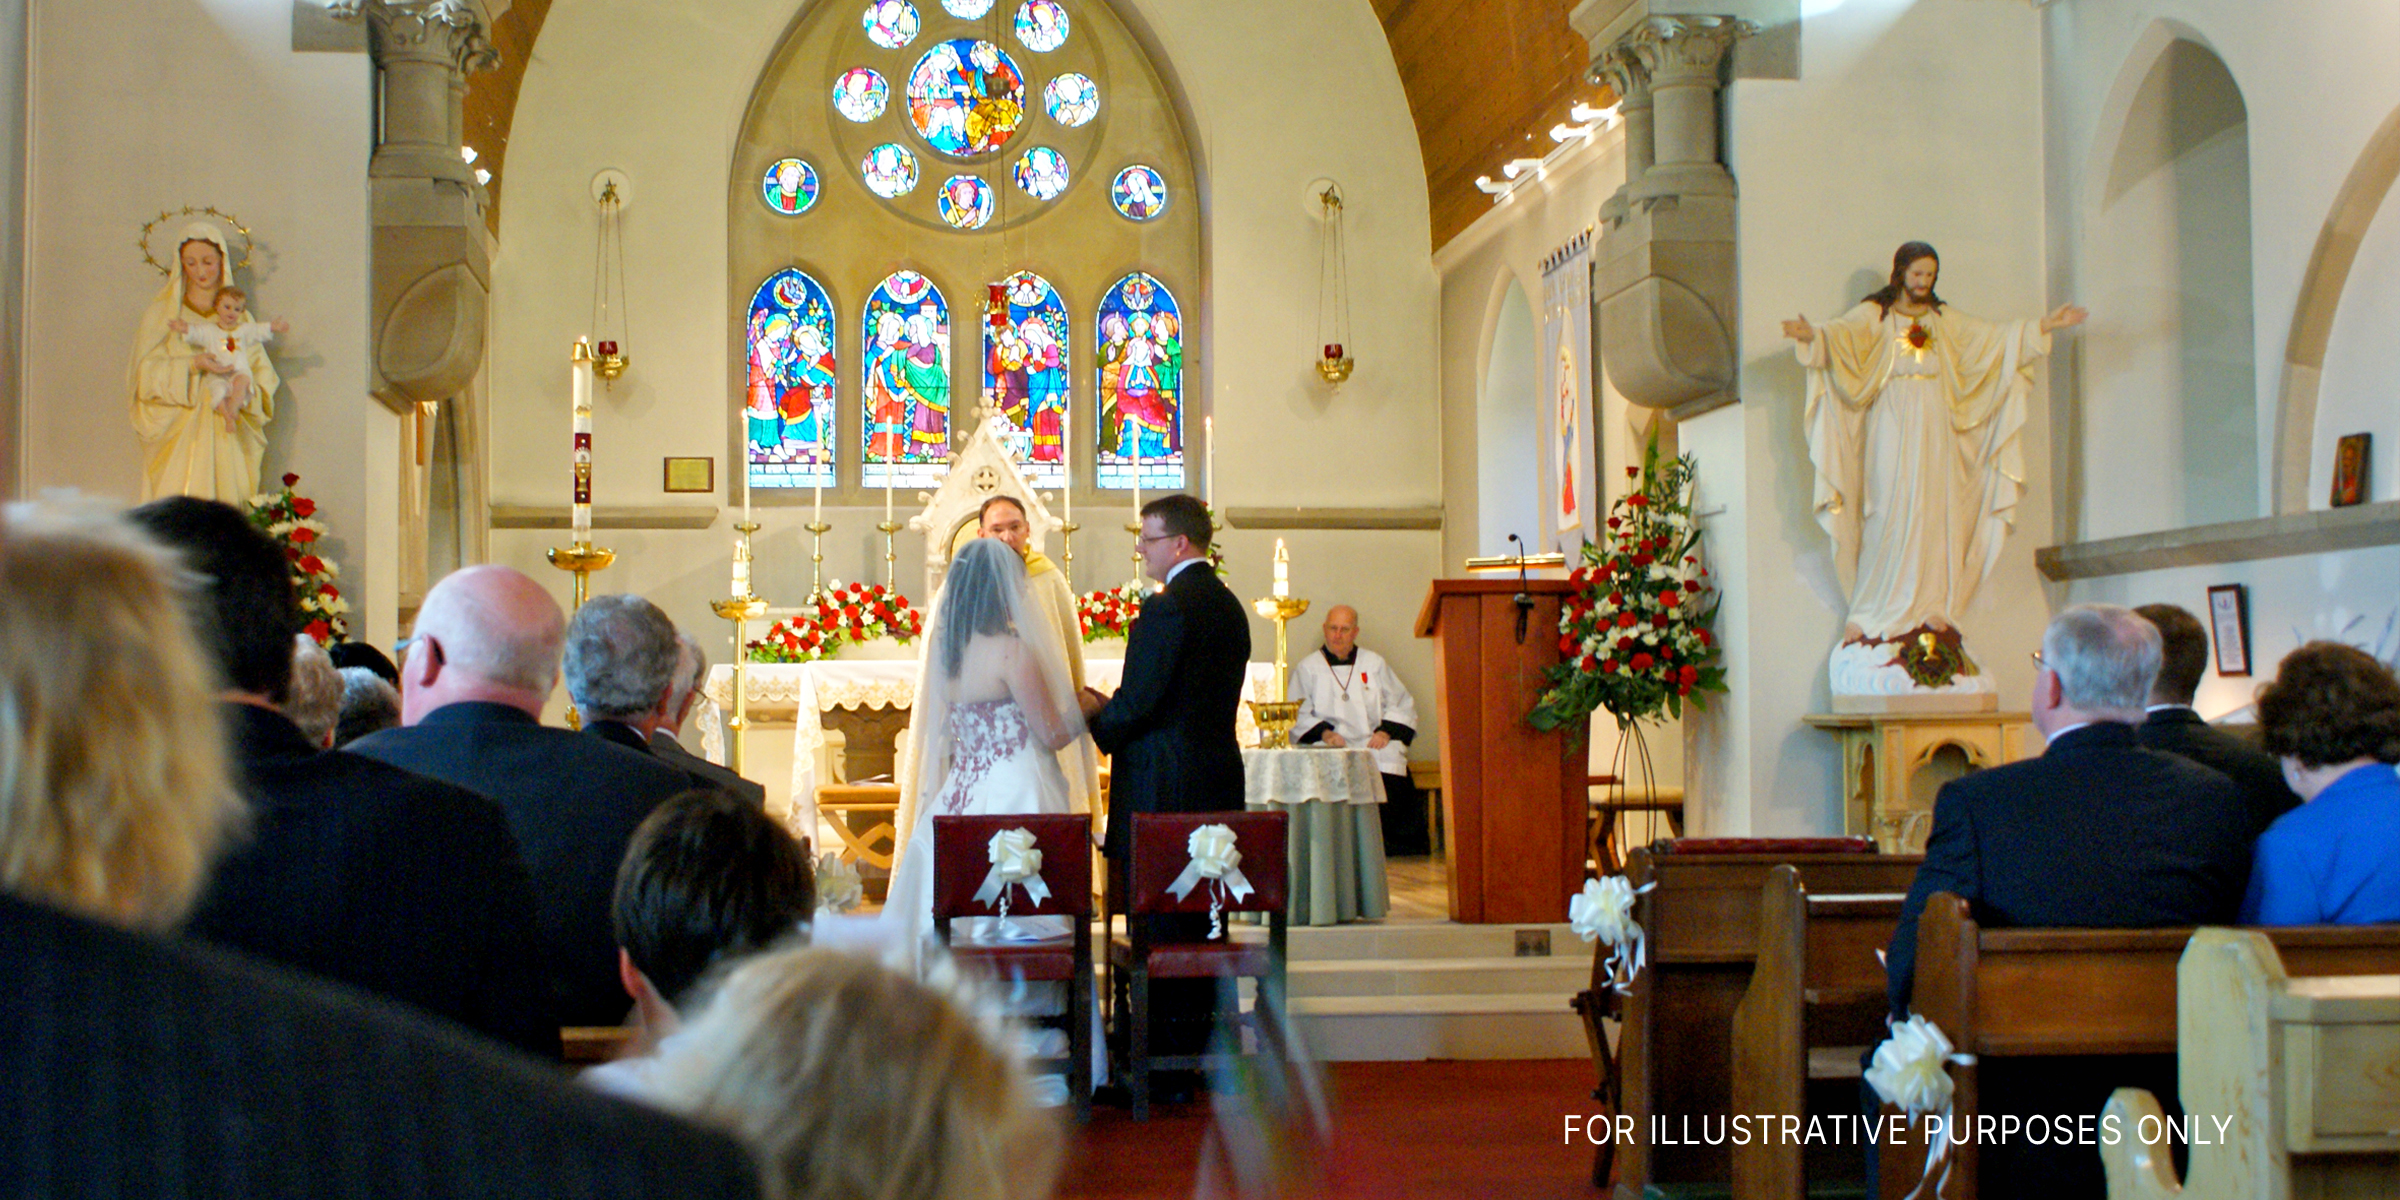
1287, 954, 1590, 997
1289, 992, 1591, 1062
1285, 920, 1589, 962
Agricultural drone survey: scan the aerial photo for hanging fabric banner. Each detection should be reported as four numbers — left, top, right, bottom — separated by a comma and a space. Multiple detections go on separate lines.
1542, 230, 1596, 546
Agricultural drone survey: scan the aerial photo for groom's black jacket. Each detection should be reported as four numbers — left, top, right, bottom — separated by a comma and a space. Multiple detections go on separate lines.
1089, 560, 1252, 860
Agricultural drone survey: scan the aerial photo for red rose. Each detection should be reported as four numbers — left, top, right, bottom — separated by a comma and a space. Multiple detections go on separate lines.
1616, 636, 1635, 653
304, 620, 331, 642
1579, 655, 1597, 672
293, 498, 317, 518
1627, 494, 1649, 507
1697, 629, 1714, 647
299, 555, 325, 575
282, 472, 300, 487
291, 527, 318, 544
1632, 553, 1653, 568
1679, 665, 1699, 684
320, 586, 340, 601
1677, 683, 1693, 696
1606, 517, 1621, 530
1616, 612, 1636, 629
1660, 590, 1680, 608
1558, 634, 1578, 654
1630, 652, 1654, 671
1601, 659, 1617, 674
1626, 467, 1639, 479
1608, 592, 1624, 607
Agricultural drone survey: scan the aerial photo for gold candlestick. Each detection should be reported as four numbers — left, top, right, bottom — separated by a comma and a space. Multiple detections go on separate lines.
712, 519, 770, 776
546, 543, 616, 612
1060, 520, 1079, 591
1126, 519, 1144, 591
805, 520, 831, 597
876, 520, 902, 589
1246, 594, 1311, 748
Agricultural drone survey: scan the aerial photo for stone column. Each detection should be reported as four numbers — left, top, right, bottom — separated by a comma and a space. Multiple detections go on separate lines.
1633, 16, 1743, 200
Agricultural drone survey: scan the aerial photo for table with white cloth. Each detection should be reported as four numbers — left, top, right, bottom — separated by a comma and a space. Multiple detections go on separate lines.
1242, 746, 1390, 926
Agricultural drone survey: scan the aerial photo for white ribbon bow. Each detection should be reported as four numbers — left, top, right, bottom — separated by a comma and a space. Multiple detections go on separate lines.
815, 851, 863, 915
971, 827, 1051, 921
1166, 823, 1254, 940
1568, 875, 1655, 994
1865, 1013, 1978, 1200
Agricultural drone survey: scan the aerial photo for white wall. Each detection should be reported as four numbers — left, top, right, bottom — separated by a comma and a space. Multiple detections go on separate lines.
20, 0, 394, 644
489, 0, 1444, 734
1476, 282, 1539, 557
2044, 1, 2400, 687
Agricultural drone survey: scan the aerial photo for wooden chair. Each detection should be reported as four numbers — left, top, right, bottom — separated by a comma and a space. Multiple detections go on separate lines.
1879, 895, 2400, 1199
1577, 836, 1919, 1198
1728, 864, 1907, 1200
931, 812, 1096, 1123
816, 782, 901, 868
559, 1026, 635, 1066
1109, 810, 1289, 1121
2101, 928, 2400, 1199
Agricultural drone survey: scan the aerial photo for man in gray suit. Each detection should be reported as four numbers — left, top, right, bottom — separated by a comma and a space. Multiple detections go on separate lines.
647, 633, 770, 808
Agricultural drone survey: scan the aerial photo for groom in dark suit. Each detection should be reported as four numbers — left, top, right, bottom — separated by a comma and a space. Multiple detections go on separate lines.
1080, 493, 1251, 1083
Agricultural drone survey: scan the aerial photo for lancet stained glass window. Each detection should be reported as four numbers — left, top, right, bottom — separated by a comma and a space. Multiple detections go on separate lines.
862, 270, 951, 487
745, 269, 838, 489
982, 271, 1069, 487
1096, 272, 1181, 489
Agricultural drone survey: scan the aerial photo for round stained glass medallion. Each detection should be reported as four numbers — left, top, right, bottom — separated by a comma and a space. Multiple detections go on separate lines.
862, 0, 919, 49
861, 143, 921, 198
760, 158, 820, 214
1043, 72, 1097, 127
1110, 164, 1166, 220
941, 0, 994, 15
1013, 146, 1069, 200
906, 39, 1026, 158
936, 175, 995, 229
1014, 0, 1067, 52
833, 68, 890, 123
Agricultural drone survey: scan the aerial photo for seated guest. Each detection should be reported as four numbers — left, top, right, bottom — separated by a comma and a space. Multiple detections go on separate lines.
586, 790, 815, 1100
350, 566, 693, 1026
329, 638, 400, 685
1291, 605, 1426, 855
647, 632, 769, 807
1883, 603, 2252, 1197
129, 497, 556, 1057
334, 665, 401, 747
0, 499, 758, 1198
283, 634, 342, 748
2135, 602, 2300, 834
649, 947, 1060, 1200
2242, 641, 2400, 925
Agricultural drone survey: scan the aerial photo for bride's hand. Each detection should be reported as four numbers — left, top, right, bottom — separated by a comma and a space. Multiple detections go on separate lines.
1077, 687, 1107, 719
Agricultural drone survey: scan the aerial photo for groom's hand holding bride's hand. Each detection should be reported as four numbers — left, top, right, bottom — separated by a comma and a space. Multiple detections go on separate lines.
1077, 687, 1108, 718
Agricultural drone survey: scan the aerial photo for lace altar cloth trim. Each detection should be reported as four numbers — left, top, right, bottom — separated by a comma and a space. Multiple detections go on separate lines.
1241, 746, 1388, 806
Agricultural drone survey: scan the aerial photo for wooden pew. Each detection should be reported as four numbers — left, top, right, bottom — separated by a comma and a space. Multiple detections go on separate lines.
561, 1025, 634, 1066
1729, 864, 1907, 1200
1879, 895, 2400, 1199
1574, 837, 1921, 1197
2100, 928, 2400, 1199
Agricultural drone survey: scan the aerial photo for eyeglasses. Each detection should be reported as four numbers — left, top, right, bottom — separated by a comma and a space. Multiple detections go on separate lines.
2029, 650, 2045, 668
1136, 533, 1180, 546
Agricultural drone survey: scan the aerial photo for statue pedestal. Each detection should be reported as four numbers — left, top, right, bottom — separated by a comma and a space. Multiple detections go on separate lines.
1801, 711, 2038, 852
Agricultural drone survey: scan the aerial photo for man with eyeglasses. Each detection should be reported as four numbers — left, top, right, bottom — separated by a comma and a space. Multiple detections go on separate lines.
1078, 493, 1250, 1101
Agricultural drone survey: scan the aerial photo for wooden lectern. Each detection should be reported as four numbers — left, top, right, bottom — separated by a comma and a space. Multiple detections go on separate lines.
1415, 579, 1582, 923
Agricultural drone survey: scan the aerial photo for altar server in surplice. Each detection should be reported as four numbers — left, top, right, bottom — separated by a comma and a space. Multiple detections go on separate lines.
1290, 605, 1427, 856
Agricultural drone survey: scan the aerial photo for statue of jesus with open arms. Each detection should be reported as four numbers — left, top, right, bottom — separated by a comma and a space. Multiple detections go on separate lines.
1782, 241, 2085, 704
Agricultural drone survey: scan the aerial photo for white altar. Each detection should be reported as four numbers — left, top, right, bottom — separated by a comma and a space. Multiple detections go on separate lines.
697, 657, 1279, 846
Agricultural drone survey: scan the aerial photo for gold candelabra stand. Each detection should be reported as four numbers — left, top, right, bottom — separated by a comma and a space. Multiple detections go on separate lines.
546, 541, 615, 728
1247, 594, 1311, 748
711, 521, 770, 775
876, 520, 902, 589
805, 520, 831, 597
1060, 520, 1079, 589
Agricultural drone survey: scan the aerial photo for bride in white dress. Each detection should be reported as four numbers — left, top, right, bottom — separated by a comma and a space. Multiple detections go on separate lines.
884, 536, 1091, 945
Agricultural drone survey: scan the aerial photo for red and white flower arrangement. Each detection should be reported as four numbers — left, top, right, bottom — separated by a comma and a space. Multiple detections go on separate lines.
1530, 436, 1726, 731
1076, 581, 1147, 642
247, 472, 349, 645
747, 579, 923, 664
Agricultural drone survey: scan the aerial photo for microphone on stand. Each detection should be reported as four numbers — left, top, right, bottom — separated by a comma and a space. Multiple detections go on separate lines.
1508, 533, 1534, 645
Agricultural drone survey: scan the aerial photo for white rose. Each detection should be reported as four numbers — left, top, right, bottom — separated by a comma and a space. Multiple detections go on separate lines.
987, 827, 1044, 882
1568, 875, 1641, 946
1865, 1015, 1960, 1114
1186, 823, 1241, 879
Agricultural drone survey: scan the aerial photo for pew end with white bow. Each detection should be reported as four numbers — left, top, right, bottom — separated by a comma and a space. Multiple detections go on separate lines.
930, 812, 1098, 1124
1110, 811, 1291, 1122
2098, 927, 2400, 1200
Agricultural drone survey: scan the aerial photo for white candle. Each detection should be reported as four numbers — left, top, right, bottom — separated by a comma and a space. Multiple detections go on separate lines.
811, 407, 825, 526
883, 441, 895, 524
1131, 421, 1143, 514
1204, 415, 1214, 506
1273, 537, 1289, 598
732, 537, 750, 597
571, 338, 594, 544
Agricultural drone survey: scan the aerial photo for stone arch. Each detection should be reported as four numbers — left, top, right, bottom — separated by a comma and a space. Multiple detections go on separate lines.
2273, 103, 2400, 513
1477, 276, 1541, 556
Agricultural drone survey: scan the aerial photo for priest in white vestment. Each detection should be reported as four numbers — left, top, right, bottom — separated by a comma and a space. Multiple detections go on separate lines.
1289, 605, 1427, 855
1786, 242, 2085, 702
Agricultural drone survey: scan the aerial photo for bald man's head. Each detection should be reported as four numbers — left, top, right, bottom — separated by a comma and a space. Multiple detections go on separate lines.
1323, 605, 1359, 658
404, 565, 565, 720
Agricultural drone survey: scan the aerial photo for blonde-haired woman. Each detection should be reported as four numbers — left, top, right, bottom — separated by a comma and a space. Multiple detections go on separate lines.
651, 946, 1061, 1200
0, 497, 245, 930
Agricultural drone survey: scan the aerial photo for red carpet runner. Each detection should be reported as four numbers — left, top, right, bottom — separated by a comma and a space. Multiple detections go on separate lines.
1059, 1059, 1608, 1199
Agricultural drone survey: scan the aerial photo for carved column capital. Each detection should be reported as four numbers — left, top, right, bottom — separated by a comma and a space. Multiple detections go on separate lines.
342, 0, 499, 76
1591, 39, 1653, 104
1628, 14, 1752, 88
